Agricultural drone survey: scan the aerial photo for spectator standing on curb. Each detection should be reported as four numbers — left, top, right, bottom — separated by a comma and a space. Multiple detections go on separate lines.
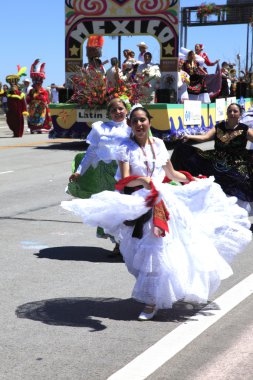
22, 78, 32, 132
22, 78, 32, 96
0, 84, 9, 115
50, 83, 59, 103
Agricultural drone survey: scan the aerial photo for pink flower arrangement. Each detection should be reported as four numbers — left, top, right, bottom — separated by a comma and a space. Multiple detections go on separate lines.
197, 3, 221, 19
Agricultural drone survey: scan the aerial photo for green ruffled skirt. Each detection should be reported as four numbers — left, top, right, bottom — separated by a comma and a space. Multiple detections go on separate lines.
67, 152, 117, 239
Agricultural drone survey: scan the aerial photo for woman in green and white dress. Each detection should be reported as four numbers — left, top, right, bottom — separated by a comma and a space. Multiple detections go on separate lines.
68, 98, 131, 255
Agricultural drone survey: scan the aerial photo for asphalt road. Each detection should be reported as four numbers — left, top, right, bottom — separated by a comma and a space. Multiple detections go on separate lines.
0, 116, 252, 380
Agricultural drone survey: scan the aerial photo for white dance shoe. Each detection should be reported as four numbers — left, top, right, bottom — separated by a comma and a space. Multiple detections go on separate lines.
138, 305, 157, 321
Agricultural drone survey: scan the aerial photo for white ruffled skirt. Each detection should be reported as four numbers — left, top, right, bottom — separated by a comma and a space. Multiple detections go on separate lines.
61, 177, 252, 309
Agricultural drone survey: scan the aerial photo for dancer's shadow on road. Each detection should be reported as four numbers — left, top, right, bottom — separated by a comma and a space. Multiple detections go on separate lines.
34, 246, 123, 263
16, 297, 219, 331
16, 297, 142, 331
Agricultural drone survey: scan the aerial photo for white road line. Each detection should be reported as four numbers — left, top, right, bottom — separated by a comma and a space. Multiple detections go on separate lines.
0, 170, 14, 175
108, 274, 253, 380
21, 240, 48, 250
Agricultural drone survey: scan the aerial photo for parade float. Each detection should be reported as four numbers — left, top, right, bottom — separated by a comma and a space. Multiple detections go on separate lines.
49, 0, 253, 141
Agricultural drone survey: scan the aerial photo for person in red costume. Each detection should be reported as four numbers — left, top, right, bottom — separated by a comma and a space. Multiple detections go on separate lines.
26, 59, 52, 134
5, 66, 28, 138
195, 43, 220, 72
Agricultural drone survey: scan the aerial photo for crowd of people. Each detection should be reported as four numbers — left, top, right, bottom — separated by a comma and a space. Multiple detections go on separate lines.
0, 40, 252, 322
0, 41, 162, 136
60, 40, 253, 320
177, 43, 239, 103
0, 40, 245, 136
79, 41, 162, 104
60, 40, 253, 321
0, 60, 55, 137
62, 99, 252, 321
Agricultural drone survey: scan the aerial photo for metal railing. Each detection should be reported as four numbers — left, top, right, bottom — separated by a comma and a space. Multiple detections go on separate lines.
181, 3, 253, 27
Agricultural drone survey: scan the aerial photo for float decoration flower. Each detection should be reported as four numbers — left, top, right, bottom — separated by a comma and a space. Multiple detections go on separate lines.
68, 66, 107, 109
68, 65, 155, 109
197, 3, 222, 19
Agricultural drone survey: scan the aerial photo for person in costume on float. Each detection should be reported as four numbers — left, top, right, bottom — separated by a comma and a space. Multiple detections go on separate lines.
62, 106, 251, 320
122, 50, 138, 76
85, 36, 107, 77
219, 61, 232, 98
86, 57, 107, 77
68, 97, 131, 257
182, 50, 211, 103
177, 58, 190, 103
171, 103, 253, 215
26, 59, 52, 134
106, 57, 127, 90
5, 66, 28, 138
194, 43, 220, 73
122, 49, 130, 63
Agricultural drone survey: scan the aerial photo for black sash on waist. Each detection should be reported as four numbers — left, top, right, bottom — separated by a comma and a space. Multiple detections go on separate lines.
123, 186, 152, 239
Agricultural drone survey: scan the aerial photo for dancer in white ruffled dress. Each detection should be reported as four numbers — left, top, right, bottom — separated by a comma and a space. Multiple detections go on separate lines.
69, 98, 131, 184
68, 97, 131, 255
62, 107, 252, 321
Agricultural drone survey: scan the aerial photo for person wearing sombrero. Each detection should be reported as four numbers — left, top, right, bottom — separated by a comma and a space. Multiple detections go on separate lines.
22, 78, 32, 96
137, 42, 148, 63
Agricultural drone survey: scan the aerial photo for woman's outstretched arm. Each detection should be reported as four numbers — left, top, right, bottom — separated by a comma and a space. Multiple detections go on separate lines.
163, 160, 193, 182
182, 127, 216, 143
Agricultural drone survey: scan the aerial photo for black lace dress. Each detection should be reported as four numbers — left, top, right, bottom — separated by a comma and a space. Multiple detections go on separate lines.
182, 60, 208, 95
171, 121, 253, 202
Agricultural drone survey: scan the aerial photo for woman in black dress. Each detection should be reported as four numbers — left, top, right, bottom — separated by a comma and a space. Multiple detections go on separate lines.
171, 103, 253, 203
182, 50, 210, 103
